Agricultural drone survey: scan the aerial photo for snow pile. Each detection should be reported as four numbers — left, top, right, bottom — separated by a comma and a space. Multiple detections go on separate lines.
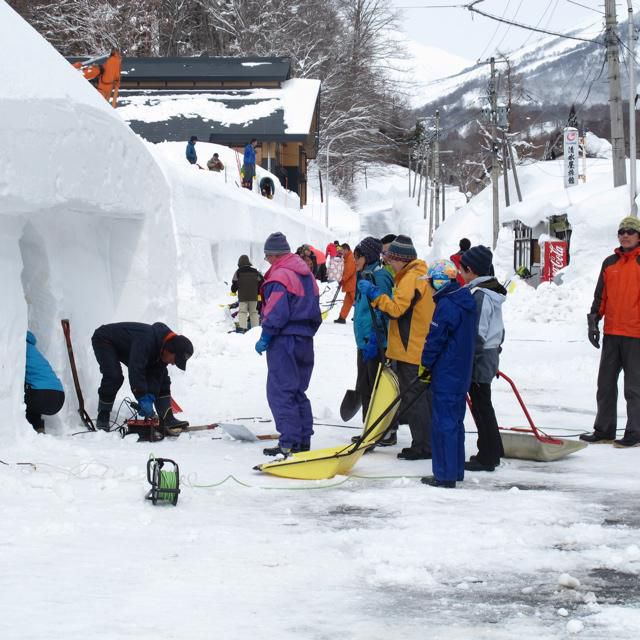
585, 131, 612, 159
0, 2, 330, 442
118, 78, 321, 135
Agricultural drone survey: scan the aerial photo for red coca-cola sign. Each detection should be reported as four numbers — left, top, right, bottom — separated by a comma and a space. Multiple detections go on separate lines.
542, 240, 568, 282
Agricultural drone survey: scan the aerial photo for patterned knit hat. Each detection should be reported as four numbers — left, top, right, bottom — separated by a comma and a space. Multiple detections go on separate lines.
355, 237, 383, 265
264, 232, 291, 255
618, 216, 640, 233
385, 235, 417, 263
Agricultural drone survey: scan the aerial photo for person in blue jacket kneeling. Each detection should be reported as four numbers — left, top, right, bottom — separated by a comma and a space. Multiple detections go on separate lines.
25, 331, 65, 433
419, 260, 476, 488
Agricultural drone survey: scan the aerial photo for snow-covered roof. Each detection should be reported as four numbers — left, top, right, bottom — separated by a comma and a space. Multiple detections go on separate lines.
117, 78, 321, 143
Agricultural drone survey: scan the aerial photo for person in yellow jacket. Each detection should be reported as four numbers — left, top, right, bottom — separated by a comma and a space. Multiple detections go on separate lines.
97, 48, 122, 108
358, 235, 435, 459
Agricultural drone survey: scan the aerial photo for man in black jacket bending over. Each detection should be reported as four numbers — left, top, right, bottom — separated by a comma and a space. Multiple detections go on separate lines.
91, 322, 193, 432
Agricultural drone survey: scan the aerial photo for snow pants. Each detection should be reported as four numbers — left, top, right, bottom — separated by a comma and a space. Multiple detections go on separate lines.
396, 361, 432, 452
593, 335, 640, 439
24, 388, 65, 431
238, 301, 259, 331
469, 382, 504, 466
266, 335, 314, 449
431, 391, 466, 483
338, 290, 355, 321
356, 349, 379, 421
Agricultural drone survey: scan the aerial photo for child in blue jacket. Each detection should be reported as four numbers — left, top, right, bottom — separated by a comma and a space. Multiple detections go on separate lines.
419, 260, 476, 488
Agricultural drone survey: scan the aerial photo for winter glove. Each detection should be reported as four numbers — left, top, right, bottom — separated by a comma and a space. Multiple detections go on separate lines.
255, 331, 273, 355
362, 332, 379, 362
587, 313, 600, 349
357, 279, 381, 300
418, 365, 432, 385
137, 393, 156, 418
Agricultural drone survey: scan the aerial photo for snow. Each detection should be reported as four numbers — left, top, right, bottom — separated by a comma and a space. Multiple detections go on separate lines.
117, 78, 321, 136
3, 3, 640, 639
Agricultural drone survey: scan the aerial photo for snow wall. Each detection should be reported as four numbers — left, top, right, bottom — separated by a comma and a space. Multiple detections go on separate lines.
0, 2, 332, 442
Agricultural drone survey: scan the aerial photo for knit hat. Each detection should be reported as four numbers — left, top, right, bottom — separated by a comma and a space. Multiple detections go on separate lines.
618, 216, 640, 233
380, 233, 397, 246
460, 245, 493, 276
238, 254, 251, 267
165, 335, 194, 371
385, 235, 417, 263
355, 237, 383, 265
264, 232, 291, 255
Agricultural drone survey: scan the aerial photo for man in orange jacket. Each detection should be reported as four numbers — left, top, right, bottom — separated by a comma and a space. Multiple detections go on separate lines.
98, 48, 122, 108
581, 216, 640, 448
334, 243, 357, 324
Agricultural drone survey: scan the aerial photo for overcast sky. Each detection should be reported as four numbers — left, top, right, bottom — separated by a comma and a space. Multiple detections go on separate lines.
390, 0, 639, 62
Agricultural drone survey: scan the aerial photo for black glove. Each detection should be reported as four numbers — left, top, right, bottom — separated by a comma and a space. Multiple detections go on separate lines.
587, 313, 600, 349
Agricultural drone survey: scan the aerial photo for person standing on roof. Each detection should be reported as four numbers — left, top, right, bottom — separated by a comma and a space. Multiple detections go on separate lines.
97, 48, 122, 108
24, 331, 65, 433
231, 255, 264, 333
255, 232, 322, 457
186, 136, 198, 165
334, 243, 356, 324
581, 216, 640, 448
450, 238, 471, 285
358, 235, 434, 458
91, 322, 193, 434
242, 138, 258, 189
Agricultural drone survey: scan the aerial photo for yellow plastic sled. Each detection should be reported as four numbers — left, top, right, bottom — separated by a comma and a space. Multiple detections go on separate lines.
254, 363, 400, 480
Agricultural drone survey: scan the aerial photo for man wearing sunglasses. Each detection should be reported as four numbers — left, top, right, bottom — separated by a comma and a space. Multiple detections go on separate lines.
581, 216, 640, 447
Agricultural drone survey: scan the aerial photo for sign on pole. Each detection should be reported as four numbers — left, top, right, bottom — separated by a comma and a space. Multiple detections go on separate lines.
564, 127, 579, 188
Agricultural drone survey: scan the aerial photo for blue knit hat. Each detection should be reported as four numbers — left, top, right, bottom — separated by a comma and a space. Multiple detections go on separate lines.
385, 235, 417, 263
460, 245, 493, 276
264, 232, 291, 256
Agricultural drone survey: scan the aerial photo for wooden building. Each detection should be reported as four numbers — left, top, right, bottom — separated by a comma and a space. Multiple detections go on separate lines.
113, 56, 320, 206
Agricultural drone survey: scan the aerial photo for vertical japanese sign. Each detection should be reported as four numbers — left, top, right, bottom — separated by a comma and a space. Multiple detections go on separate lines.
564, 127, 578, 188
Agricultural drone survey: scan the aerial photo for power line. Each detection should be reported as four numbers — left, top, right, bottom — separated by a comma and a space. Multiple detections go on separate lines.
477, 0, 513, 61
493, 0, 526, 52
565, 0, 603, 13
520, 0, 556, 49
467, 0, 605, 45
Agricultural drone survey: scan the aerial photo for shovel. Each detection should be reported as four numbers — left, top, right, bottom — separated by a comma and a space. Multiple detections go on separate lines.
468, 371, 587, 462
220, 423, 279, 442
340, 389, 361, 422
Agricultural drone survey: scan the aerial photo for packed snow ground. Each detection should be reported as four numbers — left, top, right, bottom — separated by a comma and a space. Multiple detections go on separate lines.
3, 2, 640, 638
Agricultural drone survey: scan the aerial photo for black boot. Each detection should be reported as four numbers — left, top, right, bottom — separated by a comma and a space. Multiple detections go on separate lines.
96, 400, 113, 431
155, 395, 189, 435
263, 445, 291, 457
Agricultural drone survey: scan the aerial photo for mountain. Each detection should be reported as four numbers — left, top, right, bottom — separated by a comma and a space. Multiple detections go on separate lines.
415, 16, 612, 113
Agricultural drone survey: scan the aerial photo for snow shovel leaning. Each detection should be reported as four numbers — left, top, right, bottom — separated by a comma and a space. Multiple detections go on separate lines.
492, 371, 587, 462
321, 286, 341, 321
254, 364, 403, 481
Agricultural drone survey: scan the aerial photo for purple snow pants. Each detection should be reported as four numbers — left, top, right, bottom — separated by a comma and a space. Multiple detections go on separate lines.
266, 334, 315, 449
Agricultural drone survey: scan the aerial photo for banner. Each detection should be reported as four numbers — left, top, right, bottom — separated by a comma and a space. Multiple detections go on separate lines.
542, 240, 568, 282
563, 127, 578, 188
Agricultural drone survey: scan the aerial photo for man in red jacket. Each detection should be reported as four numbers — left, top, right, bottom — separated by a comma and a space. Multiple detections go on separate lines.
334, 243, 357, 324
581, 216, 640, 447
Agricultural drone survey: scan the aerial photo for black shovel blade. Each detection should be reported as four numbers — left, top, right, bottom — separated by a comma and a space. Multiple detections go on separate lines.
340, 389, 362, 422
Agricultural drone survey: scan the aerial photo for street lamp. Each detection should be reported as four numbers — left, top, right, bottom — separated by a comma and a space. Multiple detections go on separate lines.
325, 128, 378, 227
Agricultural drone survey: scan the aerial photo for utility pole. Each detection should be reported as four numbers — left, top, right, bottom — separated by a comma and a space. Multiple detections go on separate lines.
489, 57, 500, 248
423, 145, 430, 220
434, 110, 441, 230
628, 0, 638, 214
605, 0, 627, 187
